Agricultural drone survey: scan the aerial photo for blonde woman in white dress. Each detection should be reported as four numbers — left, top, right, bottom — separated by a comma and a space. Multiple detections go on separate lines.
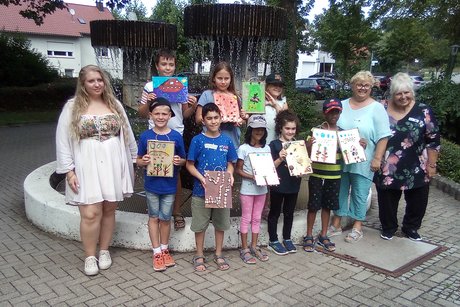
56, 65, 137, 276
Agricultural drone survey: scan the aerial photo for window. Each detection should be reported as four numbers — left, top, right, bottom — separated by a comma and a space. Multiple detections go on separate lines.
64, 69, 74, 77
95, 47, 109, 57
47, 41, 74, 58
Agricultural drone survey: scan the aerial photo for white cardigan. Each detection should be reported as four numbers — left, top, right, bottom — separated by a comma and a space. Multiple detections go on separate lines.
55, 98, 138, 204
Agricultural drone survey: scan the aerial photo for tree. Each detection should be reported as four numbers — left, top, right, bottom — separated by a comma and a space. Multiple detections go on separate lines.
112, 0, 149, 21
313, 1, 378, 82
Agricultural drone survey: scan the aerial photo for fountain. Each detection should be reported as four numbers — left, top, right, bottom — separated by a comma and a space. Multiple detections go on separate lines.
184, 4, 287, 88
90, 20, 177, 107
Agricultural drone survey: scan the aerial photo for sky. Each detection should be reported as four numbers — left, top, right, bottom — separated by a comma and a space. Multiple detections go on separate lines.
66, 0, 328, 21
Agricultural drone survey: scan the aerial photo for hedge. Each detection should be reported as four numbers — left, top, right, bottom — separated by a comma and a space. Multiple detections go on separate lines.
438, 138, 460, 183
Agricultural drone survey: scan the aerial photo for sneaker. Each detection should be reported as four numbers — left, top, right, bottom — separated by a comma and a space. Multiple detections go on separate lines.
98, 250, 112, 270
268, 241, 288, 255
283, 239, 297, 253
344, 228, 363, 243
402, 228, 422, 241
380, 231, 393, 240
162, 249, 176, 267
153, 253, 166, 272
327, 225, 343, 237
84, 256, 99, 276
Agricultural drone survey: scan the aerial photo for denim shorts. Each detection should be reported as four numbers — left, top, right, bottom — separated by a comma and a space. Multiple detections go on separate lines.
146, 191, 175, 221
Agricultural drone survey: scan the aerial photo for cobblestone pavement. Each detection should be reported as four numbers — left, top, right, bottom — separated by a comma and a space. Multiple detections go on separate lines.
1, 123, 459, 306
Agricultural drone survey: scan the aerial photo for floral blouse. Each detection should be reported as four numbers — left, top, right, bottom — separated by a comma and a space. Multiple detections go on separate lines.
374, 102, 440, 190
79, 114, 121, 141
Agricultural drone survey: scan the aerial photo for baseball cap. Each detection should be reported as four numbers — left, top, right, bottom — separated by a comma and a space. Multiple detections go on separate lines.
247, 115, 267, 129
148, 97, 175, 117
265, 73, 284, 86
323, 98, 343, 114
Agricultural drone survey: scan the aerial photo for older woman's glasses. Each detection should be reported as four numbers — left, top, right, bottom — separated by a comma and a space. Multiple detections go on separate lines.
356, 84, 372, 90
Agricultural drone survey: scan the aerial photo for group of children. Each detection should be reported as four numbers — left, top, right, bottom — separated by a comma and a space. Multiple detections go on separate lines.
136, 49, 344, 272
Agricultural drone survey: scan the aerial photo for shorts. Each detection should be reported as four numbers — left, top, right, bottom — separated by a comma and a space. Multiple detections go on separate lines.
146, 191, 174, 221
190, 196, 230, 232
308, 176, 340, 211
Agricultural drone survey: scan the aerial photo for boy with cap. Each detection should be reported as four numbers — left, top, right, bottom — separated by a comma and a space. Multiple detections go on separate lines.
303, 98, 343, 252
137, 97, 186, 271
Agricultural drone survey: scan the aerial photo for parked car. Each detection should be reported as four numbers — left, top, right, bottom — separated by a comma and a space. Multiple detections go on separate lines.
410, 75, 426, 91
295, 77, 335, 99
309, 72, 336, 79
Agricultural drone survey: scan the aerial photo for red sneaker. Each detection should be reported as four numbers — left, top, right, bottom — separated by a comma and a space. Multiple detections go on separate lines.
162, 249, 176, 267
153, 253, 166, 272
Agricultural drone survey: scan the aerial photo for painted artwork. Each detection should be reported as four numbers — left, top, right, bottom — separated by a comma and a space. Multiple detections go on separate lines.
213, 92, 242, 125
242, 81, 265, 114
204, 171, 232, 209
337, 128, 367, 164
310, 128, 338, 164
249, 152, 280, 186
152, 76, 188, 103
284, 140, 313, 176
147, 140, 175, 177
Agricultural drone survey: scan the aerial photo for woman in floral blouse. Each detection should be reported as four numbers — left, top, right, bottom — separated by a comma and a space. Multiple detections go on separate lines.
374, 72, 440, 241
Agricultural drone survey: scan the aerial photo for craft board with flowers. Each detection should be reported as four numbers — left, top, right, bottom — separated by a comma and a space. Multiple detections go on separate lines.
213, 92, 242, 125
310, 128, 338, 164
204, 171, 232, 208
248, 152, 280, 186
153, 76, 188, 103
284, 140, 313, 176
147, 140, 175, 177
337, 128, 367, 164
242, 81, 266, 114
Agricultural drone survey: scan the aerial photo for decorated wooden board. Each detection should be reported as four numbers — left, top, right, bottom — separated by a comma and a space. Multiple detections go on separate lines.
147, 140, 175, 177
153, 76, 188, 103
310, 128, 338, 164
204, 171, 232, 208
283, 140, 313, 176
337, 128, 367, 164
248, 152, 279, 186
213, 92, 242, 124
242, 81, 265, 114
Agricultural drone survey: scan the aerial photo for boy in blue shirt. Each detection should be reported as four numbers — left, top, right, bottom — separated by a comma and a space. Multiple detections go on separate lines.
137, 97, 186, 272
186, 103, 238, 272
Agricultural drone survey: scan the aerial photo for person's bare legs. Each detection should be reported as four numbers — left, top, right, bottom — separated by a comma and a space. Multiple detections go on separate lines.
172, 178, 185, 229
250, 232, 259, 249
353, 220, 362, 231
321, 209, 331, 237
241, 232, 249, 249
148, 217, 160, 248
214, 230, 229, 269
306, 210, 317, 237
159, 220, 171, 245
194, 231, 206, 271
99, 201, 117, 250
79, 203, 103, 257
331, 215, 342, 229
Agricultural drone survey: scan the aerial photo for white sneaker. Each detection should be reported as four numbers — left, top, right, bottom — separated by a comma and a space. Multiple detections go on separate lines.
98, 250, 112, 270
327, 225, 343, 237
344, 228, 363, 243
84, 256, 99, 276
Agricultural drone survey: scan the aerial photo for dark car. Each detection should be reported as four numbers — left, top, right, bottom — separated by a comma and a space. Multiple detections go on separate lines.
295, 78, 335, 99
309, 72, 336, 79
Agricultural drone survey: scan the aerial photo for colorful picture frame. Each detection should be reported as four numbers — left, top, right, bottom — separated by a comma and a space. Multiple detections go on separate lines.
242, 81, 266, 114
213, 92, 242, 124
310, 128, 338, 164
152, 76, 188, 103
204, 171, 232, 208
249, 152, 280, 186
147, 140, 175, 177
337, 128, 367, 164
284, 140, 313, 176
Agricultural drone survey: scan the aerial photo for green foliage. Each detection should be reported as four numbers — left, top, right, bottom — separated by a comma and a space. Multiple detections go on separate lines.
285, 87, 321, 133
313, 1, 378, 83
0, 32, 59, 87
438, 138, 460, 183
111, 0, 149, 21
417, 80, 460, 144
0, 78, 75, 112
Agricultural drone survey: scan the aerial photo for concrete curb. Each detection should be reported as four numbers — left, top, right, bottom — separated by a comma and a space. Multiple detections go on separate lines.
431, 175, 460, 201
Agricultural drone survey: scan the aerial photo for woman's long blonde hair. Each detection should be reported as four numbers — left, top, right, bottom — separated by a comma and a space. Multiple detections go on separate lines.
70, 65, 129, 142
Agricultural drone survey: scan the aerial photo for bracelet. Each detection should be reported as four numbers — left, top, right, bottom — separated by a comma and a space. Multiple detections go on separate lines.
428, 162, 437, 168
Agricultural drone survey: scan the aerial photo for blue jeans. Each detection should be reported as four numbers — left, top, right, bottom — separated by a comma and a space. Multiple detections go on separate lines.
334, 172, 371, 221
146, 192, 174, 221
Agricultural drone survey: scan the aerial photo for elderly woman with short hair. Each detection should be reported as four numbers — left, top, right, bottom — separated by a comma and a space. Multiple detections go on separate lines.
329, 71, 392, 243
374, 72, 440, 241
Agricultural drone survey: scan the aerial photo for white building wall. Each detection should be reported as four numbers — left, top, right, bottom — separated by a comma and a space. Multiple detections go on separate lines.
296, 50, 335, 79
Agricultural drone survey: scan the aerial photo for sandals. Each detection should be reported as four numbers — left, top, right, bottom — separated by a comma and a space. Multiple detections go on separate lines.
302, 236, 316, 252
250, 246, 269, 262
173, 214, 185, 230
192, 255, 207, 272
240, 248, 256, 264
317, 235, 336, 252
213, 254, 230, 271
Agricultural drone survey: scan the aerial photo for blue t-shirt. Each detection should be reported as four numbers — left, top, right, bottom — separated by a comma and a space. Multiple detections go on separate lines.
187, 132, 238, 197
138, 129, 186, 194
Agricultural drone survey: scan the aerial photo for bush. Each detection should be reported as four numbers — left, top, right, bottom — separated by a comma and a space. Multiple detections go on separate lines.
0, 78, 76, 111
418, 80, 460, 144
285, 88, 321, 134
438, 138, 460, 183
